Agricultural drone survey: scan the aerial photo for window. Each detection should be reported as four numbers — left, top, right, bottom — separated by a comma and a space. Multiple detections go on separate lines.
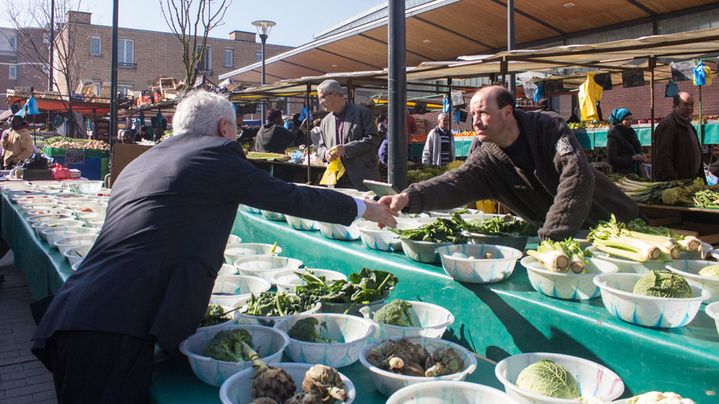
90, 36, 101, 56
118, 82, 134, 96
8, 65, 16, 80
196, 45, 211, 71
118, 38, 134, 66
9, 36, 16, 49
255, 51, 262, 62
224, 48, 233, 67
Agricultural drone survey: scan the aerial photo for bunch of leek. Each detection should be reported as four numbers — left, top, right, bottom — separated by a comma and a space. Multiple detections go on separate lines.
626, 219, 702, 253
588, 215, 685, 262
527, 239, 589, 273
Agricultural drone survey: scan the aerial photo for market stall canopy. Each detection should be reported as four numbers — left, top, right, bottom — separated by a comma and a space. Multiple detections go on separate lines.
404, 27, 719, 81
5, 95, 111, 115
220, 0, 717, 84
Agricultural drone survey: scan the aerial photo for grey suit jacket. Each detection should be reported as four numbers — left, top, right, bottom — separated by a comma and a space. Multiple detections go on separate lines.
317, 103, 382, 190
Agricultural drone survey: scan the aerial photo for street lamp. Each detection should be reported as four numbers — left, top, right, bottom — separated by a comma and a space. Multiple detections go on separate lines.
252, 19, 276, 125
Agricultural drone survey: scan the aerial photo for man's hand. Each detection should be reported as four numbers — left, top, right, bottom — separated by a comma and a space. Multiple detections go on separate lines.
326, 145, 345, 161
362, 198, 398, 228
632, 153, 645, 162
379, 192, 410, 213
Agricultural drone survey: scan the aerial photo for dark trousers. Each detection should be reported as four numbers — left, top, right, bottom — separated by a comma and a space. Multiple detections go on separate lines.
32, 330, 155, 404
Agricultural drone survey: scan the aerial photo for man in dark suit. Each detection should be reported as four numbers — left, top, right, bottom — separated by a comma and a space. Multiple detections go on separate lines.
31, 90, 397, 403
316, 79, 382, 191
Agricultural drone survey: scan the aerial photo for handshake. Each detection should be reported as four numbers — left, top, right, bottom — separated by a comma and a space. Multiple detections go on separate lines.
360, 192, 411, 228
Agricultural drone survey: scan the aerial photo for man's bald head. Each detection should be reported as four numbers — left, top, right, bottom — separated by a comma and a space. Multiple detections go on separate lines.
470, 85, 515, 110
673, 91, 694, 119
469, 85, 519, 148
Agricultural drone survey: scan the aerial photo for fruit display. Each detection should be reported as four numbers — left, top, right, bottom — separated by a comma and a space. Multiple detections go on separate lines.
44, 137, 110, 151
408, 134, 427, 144
365, 338, 464, 377
515, 359, 579, 399
454, 131, 476, 137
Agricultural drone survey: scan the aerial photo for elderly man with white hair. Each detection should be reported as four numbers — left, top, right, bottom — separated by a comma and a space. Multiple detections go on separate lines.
316, 79, 382, 190
31, 90, 397, 403
421, 112, 454, 166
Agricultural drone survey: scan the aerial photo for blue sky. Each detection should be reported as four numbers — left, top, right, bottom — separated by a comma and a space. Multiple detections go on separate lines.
7, 1, 387, 47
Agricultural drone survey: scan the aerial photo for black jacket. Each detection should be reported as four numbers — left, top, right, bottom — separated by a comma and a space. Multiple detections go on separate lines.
607, 125, 642, 174
33, 134, 357, 351
254, 123, 296, 153
405, 110, 641, 240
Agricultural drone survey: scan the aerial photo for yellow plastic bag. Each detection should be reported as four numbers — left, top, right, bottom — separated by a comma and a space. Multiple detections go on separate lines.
320, 156, 345, 186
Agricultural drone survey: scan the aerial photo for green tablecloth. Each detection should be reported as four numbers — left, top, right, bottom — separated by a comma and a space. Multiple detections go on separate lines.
3, 191, 718, 403
574, 123, 719, 149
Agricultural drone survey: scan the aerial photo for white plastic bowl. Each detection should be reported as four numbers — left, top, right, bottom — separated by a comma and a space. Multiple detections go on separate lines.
522, 256, 620, 300
224, 244, 282, 263
401, 239, 452, 264
594, 273, 709, 328
87, 219, 105, 229
387, 381, 519, 404
32, 219, 84, 236
27, 213, 73, 225
226, 234, 242, 249
219, 362, 356, 404
357, 221, 401, 251
665, 260, 719, 304
233, 256, 303, 283
260, 210, 286, 221
54, 234, 98, 254
271, 268, 347, 293
63, 245, 92, 266
71, 261, 82, 271
274, 313, 375, 368
495, 352, 624, 404
209, 275, 272, 307
437, 244, 522, 283
26, 207, 73, 217
285, 215, 319, 231
586, 247, 672, 274
233, 296, 322, 327
41, 225, 97, 245
706, 301, 719, 336
179, 324, 289, 387
360, 300, 454, 339
359, 336, 478, 397
75, 211, 107, 225
217, 264, 238, 276
318, 221, 361, 241
68, 181, 104, 194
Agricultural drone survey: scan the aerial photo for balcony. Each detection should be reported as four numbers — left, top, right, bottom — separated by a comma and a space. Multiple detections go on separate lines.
118, 62, 137, 69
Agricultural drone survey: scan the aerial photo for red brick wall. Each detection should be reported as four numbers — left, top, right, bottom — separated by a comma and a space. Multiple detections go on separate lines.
601, 80, 719, 121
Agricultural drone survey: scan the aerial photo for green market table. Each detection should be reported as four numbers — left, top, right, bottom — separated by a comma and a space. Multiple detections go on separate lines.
2, 191, 718, 403
573, 122, 719, 150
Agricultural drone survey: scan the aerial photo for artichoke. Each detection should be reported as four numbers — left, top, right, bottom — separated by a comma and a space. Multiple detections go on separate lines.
284, 392, 323, 404
233, 338, 296, 403
516, 360, 579, 399
301, 364, 346, 403
633, 270, 692, 298
699, 265, 719, 279
366, 339, 430, 376
424, 347, 465, 377
248, 399, 279, 404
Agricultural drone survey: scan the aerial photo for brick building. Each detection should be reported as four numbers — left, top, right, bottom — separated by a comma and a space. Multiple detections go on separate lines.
52, 11, 291, 98
0, 27, 50, 110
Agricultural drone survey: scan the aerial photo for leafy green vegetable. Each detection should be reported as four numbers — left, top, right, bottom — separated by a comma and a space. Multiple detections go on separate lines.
694, 189, 719, 208
288, 317, 331, 343
393, 211, 467, 243
374, 299, 416, 327
516, 360, 580, 399
295, 268, 398, 307
203, 329, 254, 361
464, 214, 532, 235
242, 292, 316, 317
200, 304, 234, 328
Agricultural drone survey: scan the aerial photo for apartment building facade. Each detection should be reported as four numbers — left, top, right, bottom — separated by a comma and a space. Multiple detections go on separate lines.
0, 27, 51, 110
53, 11, 291, 98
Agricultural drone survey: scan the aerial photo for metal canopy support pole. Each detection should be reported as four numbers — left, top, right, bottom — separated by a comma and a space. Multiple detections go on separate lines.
507, 0, 516, 98
447, 78, 453, 134
109, 0, 119, 155
500, 59, 508, 87
388, 0, 407, 190
649, 56, 656, 180
306, 83, 312, 185
260, 33, 268, 126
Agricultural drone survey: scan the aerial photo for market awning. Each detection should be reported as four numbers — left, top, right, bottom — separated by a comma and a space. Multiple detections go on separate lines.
5, 95, 111, 115
220, 0, 717, 84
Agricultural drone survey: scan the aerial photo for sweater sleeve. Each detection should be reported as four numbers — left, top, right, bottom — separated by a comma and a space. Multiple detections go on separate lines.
539, 118, 595, 241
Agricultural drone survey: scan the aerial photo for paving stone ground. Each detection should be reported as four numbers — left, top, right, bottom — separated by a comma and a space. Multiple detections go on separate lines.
0, 251, 57, 403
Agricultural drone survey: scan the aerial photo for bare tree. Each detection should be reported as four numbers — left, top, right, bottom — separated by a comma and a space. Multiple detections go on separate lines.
159, 0, 231, 90
4, 0, 88, 136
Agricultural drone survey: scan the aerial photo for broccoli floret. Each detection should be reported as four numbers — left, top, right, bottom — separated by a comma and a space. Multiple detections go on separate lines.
373, 299, 416, 327
288, 317, 330, 343
203, 329, 254, 361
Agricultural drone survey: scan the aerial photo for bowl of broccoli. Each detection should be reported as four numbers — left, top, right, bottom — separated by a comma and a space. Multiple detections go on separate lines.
274, 313, 375, 368
179, 324, 289, 387
359, 299, 454, 340
495, 352, 624, 403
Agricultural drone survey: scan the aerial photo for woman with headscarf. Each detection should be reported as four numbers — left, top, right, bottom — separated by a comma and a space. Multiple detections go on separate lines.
607, 108, 644, 175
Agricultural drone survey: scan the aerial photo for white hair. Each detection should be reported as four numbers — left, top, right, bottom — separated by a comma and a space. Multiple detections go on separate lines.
172, 90, 235, 136
438, 112, 448, 120
317, 79, 345, 96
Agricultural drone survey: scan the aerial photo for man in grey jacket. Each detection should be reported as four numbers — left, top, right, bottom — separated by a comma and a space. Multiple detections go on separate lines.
316, 79, 382, 191
380, 86, 642, 241
422, 112, 455, 166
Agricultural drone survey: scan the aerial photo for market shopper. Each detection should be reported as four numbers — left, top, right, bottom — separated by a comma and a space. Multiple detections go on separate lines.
31, 90, 397, 403
654, 92, 705, 181
606, 108, 644, 175
316, 79, 382, 190
254, 109, 296, 153
380, 85, 642, 241
421, 112, 454, 166
2, 115, 35, 168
